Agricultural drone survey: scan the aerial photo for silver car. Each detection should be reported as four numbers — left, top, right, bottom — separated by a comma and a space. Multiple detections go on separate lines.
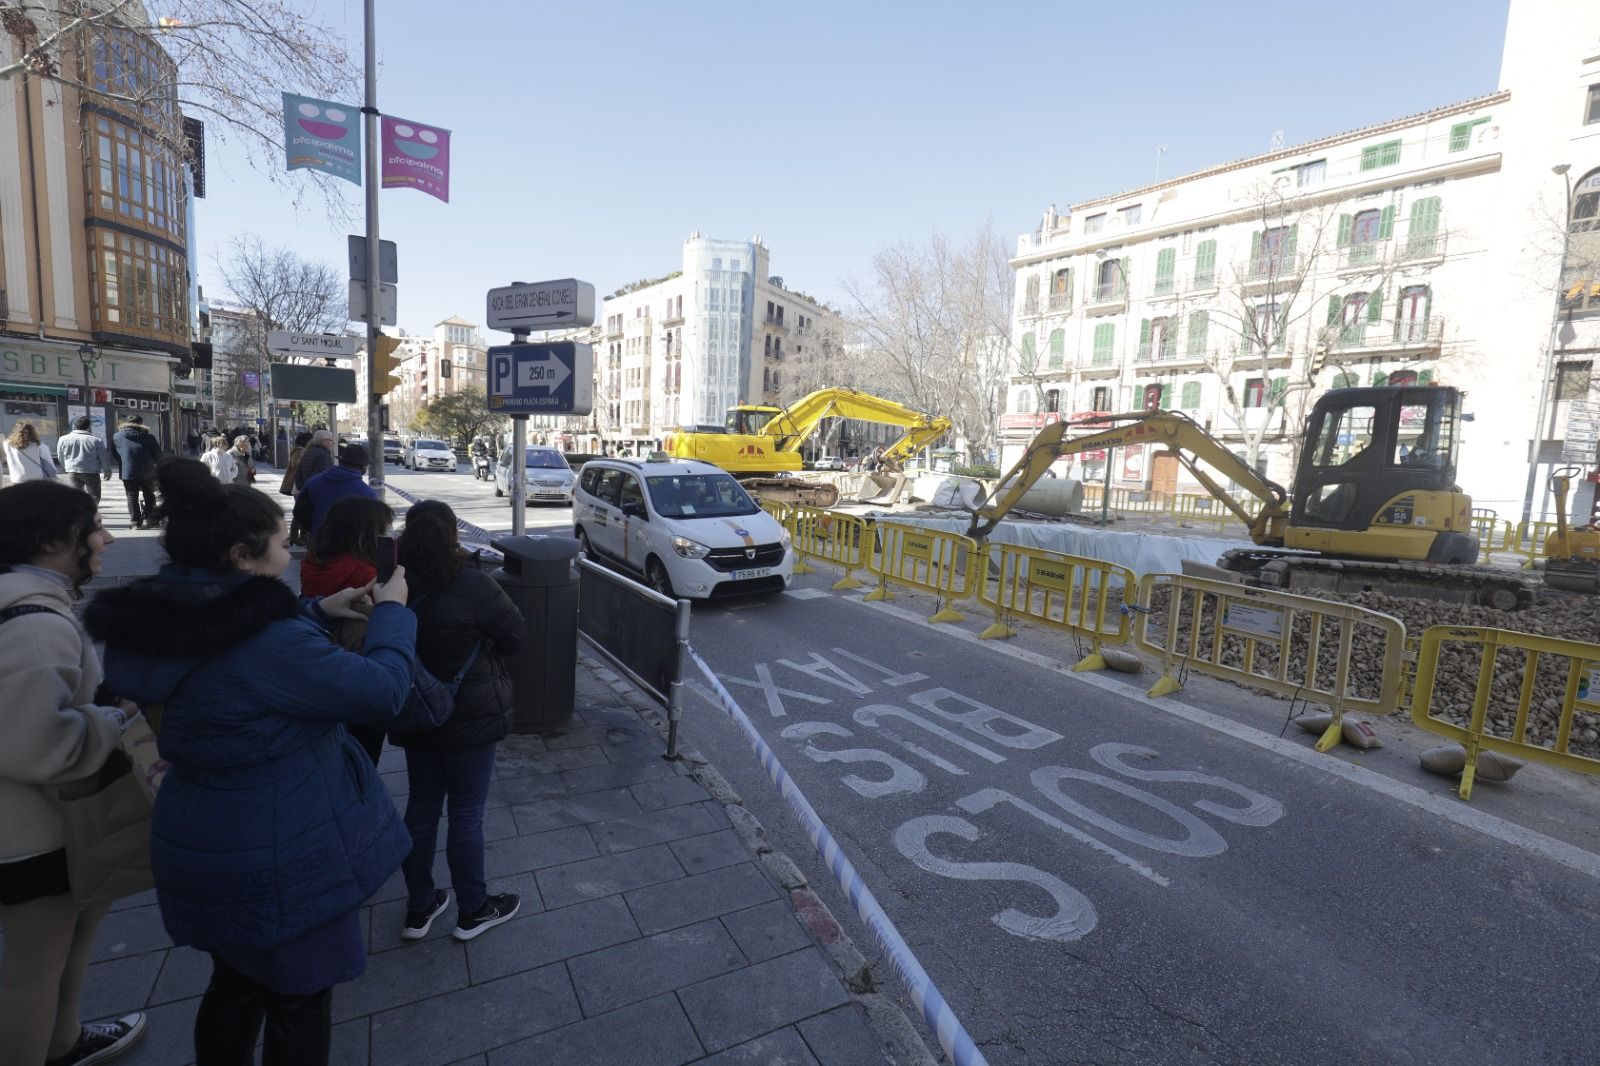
494, 445, 575, 504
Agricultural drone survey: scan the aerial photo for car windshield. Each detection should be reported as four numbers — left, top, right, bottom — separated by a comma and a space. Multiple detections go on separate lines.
645, 474, 758, 518
525, 450, 567, 469
415, 439, 446, 450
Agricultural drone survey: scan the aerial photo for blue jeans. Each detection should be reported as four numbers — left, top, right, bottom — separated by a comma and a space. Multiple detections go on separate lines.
400, 743, 496, 916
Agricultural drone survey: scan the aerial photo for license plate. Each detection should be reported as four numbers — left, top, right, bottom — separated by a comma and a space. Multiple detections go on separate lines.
732, 567, 772, 580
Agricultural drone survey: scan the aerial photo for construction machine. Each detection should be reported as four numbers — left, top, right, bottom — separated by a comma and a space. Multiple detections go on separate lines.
967, 385, 1534, 610
664, 388, 952, 507
1542, 466, 1600, 593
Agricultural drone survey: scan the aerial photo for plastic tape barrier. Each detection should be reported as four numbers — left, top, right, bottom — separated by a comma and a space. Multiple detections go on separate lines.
866, 521, 977, 623
386, 484, 502, 559
1410, 626, 1600, 800
787, 505, 870, 590
977, 543, 1135, 669
1134, 573, 1405, 753
687, 649, 990, 1066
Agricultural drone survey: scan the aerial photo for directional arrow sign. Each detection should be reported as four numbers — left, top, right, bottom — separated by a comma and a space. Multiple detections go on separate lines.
486, 279, 596, 333
487, 342, 593, 415
266, 331, 357, 359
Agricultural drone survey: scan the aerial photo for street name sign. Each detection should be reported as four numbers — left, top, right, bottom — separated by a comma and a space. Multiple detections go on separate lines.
487, 342, 593, 415
486, 279, 595, 333
266, 331, 357, 359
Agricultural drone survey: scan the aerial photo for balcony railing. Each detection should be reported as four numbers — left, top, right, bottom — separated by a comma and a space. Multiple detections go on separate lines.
1247, 253, 1301, 280
764, 315, 789, 333
1340, 242, 1383, 270
1046, 291, 1072, 312
1399, 230, 1447, 262
1334, 317, 1444, 350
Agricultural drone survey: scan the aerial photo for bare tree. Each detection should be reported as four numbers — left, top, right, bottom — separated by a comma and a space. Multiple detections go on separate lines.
2, 0, 359, 211
843, 221, 1016, 463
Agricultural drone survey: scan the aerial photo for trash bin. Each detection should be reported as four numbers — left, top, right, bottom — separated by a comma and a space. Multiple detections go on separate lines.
490, 534, 580, 734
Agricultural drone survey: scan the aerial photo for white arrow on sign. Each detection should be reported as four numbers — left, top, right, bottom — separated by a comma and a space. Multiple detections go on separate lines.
517, 351, 570, 393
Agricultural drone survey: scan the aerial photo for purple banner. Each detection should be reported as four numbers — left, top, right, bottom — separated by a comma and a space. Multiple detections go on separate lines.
381, 115, 450, 202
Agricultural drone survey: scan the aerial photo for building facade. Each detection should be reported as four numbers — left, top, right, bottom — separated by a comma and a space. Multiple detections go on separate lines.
1003, 0, 1600, 520
0, 2, 199, 455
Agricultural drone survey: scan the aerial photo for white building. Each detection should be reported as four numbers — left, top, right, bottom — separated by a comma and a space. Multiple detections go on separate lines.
346, 317, 488, 437
1003, 0, 1600, 521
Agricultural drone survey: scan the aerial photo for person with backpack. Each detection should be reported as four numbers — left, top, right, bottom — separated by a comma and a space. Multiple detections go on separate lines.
0, 481, 147, 1065
392, 501, 525, 943
4, 422, 58, 485
84, 459, 415, 1066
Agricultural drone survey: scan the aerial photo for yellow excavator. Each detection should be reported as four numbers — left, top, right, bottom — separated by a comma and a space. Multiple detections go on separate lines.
967, 384, 1535, 609
665, 388, 952, 506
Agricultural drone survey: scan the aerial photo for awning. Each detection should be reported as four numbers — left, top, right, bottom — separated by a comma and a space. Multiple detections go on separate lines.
0, 381, 68, 397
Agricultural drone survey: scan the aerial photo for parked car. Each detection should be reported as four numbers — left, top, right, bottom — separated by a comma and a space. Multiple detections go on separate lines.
813, 455, 846, 471
573, 457, 793, 599
404, 438, 457, 471
383, 437, 403, 464
494, 445, 576, 505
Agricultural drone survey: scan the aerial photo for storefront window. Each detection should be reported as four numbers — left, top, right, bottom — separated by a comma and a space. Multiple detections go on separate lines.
91, 228, 186, 340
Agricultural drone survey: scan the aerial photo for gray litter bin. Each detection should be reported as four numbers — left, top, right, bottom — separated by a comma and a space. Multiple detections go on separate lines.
491, 534, 580, 734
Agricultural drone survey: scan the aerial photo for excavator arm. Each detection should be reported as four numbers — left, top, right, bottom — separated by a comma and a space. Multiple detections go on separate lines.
965, 410, 1292, 543
757, 388, 952, 461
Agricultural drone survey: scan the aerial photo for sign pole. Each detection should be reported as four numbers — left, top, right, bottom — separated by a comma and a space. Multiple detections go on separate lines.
362, 0, 384, 498
510, 328, 528, 535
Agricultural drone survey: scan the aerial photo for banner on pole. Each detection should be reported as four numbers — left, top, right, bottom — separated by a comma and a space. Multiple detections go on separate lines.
282, 93, 361, 185
381, 115, 450, 202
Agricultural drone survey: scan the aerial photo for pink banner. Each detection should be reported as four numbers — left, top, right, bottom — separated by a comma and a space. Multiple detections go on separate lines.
380, 115, 450, 202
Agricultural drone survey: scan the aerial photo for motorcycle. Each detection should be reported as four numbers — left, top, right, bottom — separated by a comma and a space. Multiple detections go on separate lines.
473, 452, 492, 480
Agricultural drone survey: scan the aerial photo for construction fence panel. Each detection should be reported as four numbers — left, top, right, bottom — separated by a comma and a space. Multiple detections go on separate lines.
1134, 573, 1405, 752
1410, 625, 1600, 800
759, 498, 790, 525
1469, 512, 1514, 562
866, 520, 977, 623
977, 542, 1136, 670
1167, 493, 1232, 530
788, 505, 871, 590
1511, 520, 1560, 565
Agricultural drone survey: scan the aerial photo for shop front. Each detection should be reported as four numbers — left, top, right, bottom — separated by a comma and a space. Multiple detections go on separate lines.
0, 336, 176, 455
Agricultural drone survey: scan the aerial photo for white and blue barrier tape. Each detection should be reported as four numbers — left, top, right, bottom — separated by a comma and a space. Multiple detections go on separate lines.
688, 648, 989, 1066
384, 484, 502, 558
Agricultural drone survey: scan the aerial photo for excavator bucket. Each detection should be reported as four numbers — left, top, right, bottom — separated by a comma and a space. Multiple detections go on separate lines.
857, 472, 908, 505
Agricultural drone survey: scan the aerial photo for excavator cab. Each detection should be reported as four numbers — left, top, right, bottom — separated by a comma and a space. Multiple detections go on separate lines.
727, 406, 782, 435
1287, 385, 1475, 563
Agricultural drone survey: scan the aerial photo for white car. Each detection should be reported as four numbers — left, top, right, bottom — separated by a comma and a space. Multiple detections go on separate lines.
573, 457, 793, 599
494, 445, 575, 505
405, 438, 456, 471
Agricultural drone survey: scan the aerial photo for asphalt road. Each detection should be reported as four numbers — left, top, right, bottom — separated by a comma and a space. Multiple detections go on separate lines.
672, 578, 1600, 1066
377, 461, 574, 540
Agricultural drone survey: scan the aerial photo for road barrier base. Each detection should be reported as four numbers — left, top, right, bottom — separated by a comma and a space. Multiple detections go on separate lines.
929, 604, 964, 624
1147, 674, 1182, 698
831, 574, 864, 590
864, 584, 893, 602
978, 620, 1017, 640
1072, 651, 1108, 673
794, 558, 817, 575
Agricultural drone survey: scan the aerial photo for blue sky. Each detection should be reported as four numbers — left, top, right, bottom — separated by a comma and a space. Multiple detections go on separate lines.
196, 0, 1513, 333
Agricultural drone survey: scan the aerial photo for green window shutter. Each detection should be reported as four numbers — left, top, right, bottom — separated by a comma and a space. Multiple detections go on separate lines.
1360, 145, 1379, 171
1160, 383, 1173, 408
1195, 240, 1216, 286
1093, 323, 1114, 364
1379, 206, 1395, 239
1419, 367, 1434, 385
1382, 140, 1401, 167
1181, 381, 1200, 409
1327, 295, 1342, 326
1155, 248, 1175, 292
1187, 311, 1208, 356
1333, 372, 1356, 389
1449, 121, 1471, 152
1048, 329, 1065, 369
1411, 196, 1441, 237
1137, 319, 1152, 360
1371, 371, 1389, 386
1020, 332, 1036, 368
1119, 258, 1132, 298
1337, 214, 1353, 248
1367, 289, 1383, 323
1285, 224, 1299, 264
1269, 377, 1287, 405
1249, 230, 1262, 269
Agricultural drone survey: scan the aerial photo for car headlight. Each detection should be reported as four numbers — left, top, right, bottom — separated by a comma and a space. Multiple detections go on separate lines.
779, 527, 792, 548
671, 535, 711, 559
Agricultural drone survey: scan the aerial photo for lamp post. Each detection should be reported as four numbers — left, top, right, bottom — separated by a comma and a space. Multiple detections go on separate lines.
1092, 248, 1131, 527
76, 343, 98, 424
1521, 163, 1575, 526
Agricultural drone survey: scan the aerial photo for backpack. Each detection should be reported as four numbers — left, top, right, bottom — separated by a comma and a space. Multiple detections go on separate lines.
393, 591, 482, 731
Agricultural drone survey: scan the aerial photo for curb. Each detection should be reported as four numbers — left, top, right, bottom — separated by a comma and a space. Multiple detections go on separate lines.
582, 652, 944, 1066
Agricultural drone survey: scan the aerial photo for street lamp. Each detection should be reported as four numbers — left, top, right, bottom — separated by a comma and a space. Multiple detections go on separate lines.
76, 343, 98, 422
1521, 163, 1575, 525
1092, 248, 1131, 527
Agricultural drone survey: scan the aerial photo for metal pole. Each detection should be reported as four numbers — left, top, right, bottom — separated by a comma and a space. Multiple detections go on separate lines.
664, 598, 690, 760
362, 0, 384, 499
1101, 447, 1113, 526
1522, 170, 1574, 526
510, 328, 529, 533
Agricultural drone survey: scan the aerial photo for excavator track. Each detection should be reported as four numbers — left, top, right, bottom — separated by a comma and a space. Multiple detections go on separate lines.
1218, 549, 1539, 611
739, 477, 841, 509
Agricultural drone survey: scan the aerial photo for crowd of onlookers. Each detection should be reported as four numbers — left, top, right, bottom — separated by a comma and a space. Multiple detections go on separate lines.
0, 427, 527, 1064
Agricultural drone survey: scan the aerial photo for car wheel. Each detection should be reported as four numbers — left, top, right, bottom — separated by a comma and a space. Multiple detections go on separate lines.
646, 557, 675, 599
576, 529, 593, 558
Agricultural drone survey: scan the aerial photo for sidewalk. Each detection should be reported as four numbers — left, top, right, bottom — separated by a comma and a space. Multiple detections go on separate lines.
73, 531, 924, 1065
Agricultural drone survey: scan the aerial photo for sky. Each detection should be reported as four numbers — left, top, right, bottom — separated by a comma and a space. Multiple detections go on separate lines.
195, 0, 1514, 334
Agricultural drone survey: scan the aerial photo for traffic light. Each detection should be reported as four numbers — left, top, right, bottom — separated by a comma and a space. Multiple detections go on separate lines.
369, 332, 402, 396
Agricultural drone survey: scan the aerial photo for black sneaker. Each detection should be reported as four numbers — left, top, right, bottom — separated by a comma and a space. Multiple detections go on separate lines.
45, 1012, 147, 1066
401, 889, 451, 941
453, 892, 521, 941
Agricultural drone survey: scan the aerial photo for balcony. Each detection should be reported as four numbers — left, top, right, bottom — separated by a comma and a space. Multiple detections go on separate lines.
1134, 349, 1209, 372
1242, 254, 1304, 295
1046, 291, 1072, 313
662, 307, 685, 325
1397, 229, 1448, 264
1339, 242, 1385, 272
1079, 355, 1122, 377
1083, 287, 1127, 317
1332, 317, 1444, 352
605, 322, 623, 339
764, 315, 789, 333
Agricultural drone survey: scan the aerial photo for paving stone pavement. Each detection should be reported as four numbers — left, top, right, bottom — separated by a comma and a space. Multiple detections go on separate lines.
47, 523, 932, 1065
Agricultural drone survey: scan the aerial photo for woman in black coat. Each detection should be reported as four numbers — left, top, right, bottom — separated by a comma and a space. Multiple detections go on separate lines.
392, 502, 525, 944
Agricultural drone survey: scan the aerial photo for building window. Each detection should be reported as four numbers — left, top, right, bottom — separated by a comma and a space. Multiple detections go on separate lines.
1406, 197, 1443, 257
1244, 378, 1266, 408
90, 228, 186, 340
764, 335, 772, 357
1388, 369, 1418, 387
1049, 267, 1072, 311
1331, 371, 1359, 389
1138, 316, 1171, 361
1044, 389, 1061, 413
1015, 390, 1035, 414
1180, 381, 1201, 410
1092, 323, 1115, 365
440, 359, 451, 379
1249, 302, 1282, 352
1019, 332, 1037, 371
1585, 84, 1600, 126
1024, 275, 1040, 315
1295, 159, 1326, 187
1192, 240, 1217, 288
1119, 204, 1142, 226
1396, 284, 1431, 342
1186, 311, 1209, 358
1251, 225, 1296, 278
1556, 361, 1592, 401
1091, 386, 1111, 411
1094, 259, 1126, 302
1448, 117, 1489, 151
1153, 248, 1176, 295
1084, 213, 1106, 234
1340, 207, 1393, 265
1048, 329, 1066, 369
1359, 139, 1402, 171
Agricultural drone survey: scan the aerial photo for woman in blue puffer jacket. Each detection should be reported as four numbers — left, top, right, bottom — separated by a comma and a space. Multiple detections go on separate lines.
84, 458, 416, 1066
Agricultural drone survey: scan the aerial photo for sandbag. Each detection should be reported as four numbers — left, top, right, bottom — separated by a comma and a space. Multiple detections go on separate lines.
1099, 648, 1144, 674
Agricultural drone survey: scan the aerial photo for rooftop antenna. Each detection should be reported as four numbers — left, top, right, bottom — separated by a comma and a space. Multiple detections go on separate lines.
1270, 129, 1286, 151
1155, 145, 1167, 181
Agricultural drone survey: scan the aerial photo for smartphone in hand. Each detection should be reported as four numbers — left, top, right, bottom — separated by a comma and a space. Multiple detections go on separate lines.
375, 535, 397, 583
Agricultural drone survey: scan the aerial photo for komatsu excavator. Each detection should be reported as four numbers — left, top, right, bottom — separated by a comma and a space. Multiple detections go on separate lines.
966, 385, 1535, 609
664, 388, 951, 506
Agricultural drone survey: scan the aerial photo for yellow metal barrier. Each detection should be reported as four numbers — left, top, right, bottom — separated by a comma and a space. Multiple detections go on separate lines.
1134, 574, 1405, 751
1511, 520, 1560, 565
1411, 626, 1600, 800
788, 506, 870, 590
865, 521, 977, 623
1167, 492, 1231, 530
977, 543, 1135, 670
1469, 513, 1513, 562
